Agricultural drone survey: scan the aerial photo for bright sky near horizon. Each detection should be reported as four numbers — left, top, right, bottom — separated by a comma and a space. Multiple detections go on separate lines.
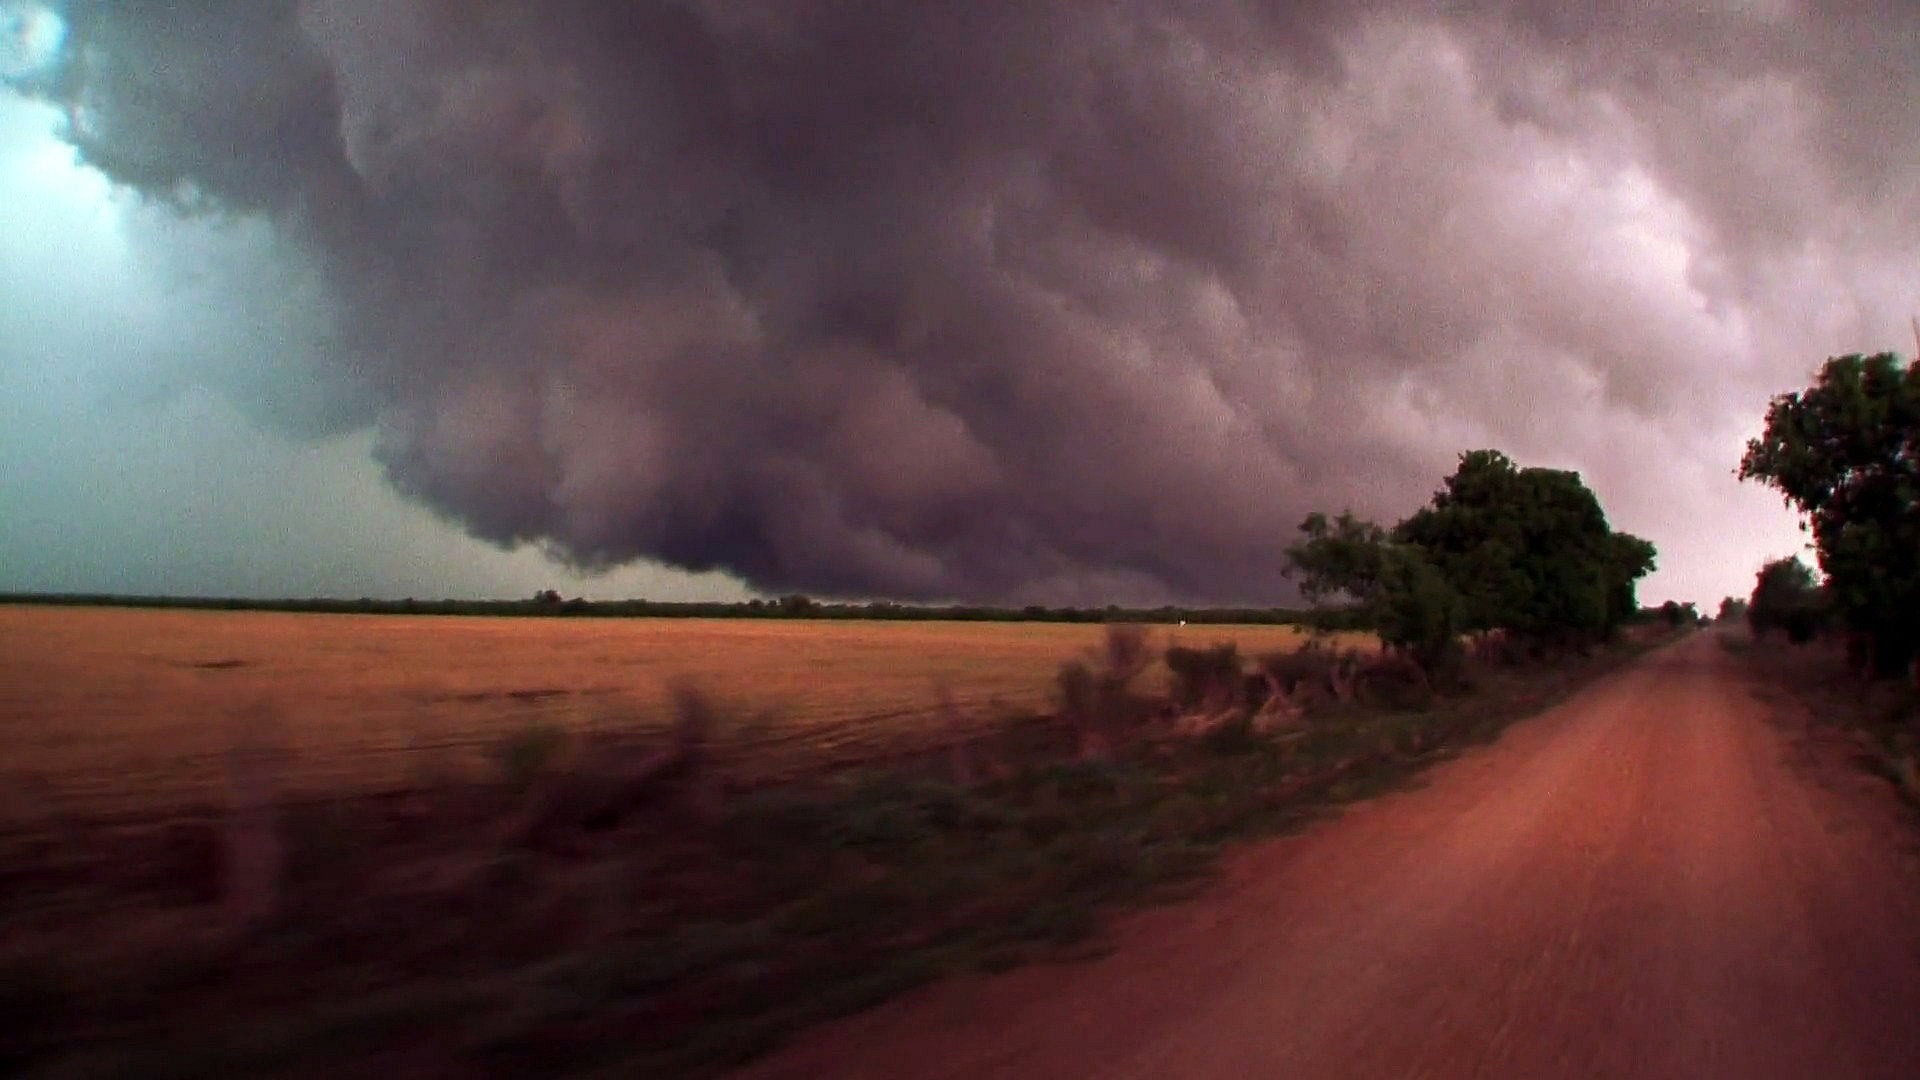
1, 88, 750, 601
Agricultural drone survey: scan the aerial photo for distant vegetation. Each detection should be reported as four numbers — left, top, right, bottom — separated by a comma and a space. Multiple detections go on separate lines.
1656, 600, 1702, 628
12, 448, 1672, 646
1285, 449, 1658, 676
0, 591, 1352, 627
1745, 556, 1828, 644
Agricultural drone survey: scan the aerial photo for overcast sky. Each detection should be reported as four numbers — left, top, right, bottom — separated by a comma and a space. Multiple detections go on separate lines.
6, 0, 1912, 608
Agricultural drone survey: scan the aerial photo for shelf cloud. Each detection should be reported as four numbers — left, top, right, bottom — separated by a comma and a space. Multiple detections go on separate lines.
11, 1, 1917, 602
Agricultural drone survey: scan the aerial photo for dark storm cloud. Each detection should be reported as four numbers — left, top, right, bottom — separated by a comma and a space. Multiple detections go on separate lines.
18, 0, 1919, 602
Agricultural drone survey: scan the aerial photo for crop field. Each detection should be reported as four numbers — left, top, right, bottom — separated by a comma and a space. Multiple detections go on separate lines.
0, 606, 1355, 823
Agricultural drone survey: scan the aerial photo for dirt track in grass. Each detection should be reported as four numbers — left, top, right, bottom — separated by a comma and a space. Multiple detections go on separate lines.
737, 632, 1920, 1079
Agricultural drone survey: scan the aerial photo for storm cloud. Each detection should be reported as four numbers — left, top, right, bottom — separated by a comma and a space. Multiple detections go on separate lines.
11, 1, 1918, 603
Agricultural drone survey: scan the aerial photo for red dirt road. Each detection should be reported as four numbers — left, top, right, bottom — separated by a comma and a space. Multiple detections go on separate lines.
738, 634, 1920, 1079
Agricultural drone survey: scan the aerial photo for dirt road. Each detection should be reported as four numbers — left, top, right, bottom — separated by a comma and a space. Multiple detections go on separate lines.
738, 633, 1920, 1079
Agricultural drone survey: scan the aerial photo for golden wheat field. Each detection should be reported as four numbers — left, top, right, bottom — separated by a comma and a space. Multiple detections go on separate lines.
0, 606, 1359, 823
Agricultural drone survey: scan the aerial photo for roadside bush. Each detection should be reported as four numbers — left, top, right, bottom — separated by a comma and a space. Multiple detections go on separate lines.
1097, 623, 1153, 687
1746, 556, 1827, 645
1164, 643, 1244, 713
1785, 605, 1823, 644
1055, 625, 1160, 758
1357, 653, 1434, 711
1468, 630, 1530, 668
1258, 642, 1360, 708
504, 682, 740, 848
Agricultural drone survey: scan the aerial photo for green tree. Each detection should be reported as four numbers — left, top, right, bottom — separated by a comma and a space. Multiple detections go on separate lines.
1284, 511, 1461, 672
1656, 600, 1698, 628
1396, 450, 1656, 646
1745, 556, 1826, 644
1603, 532, 1660, 633
1739, 353, 1920, 674
1289, 451, 1656, 667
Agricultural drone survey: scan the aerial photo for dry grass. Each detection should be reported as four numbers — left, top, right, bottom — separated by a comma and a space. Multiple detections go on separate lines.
0, 611, 1665, 1077
0, 606, 1356, 823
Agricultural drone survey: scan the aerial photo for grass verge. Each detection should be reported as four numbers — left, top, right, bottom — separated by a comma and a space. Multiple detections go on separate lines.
1721, 631, 1920, 806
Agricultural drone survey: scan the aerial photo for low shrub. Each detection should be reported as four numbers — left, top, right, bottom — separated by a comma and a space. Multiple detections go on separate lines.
1357, 652, 1435, 711
489, 722, 569, 794
1055, 626, 1161, 758
1164, 643, 1244, 713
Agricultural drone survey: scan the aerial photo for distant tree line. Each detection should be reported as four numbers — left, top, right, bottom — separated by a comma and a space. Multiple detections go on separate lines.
0, 590, 1358, 627
1653, 600, 1702, 628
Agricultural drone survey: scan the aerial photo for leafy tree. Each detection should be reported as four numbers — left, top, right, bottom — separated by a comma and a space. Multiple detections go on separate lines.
1717, 596, 1748, 622
1284, 511, 1461, 672
1288, 451, 1656, 669
1740, 353, 1920, 675
1396, 450, 1656, 646
1745, 556, 1826, 644
1288, 451, 1656, 666
1603, 532, 1660, 633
